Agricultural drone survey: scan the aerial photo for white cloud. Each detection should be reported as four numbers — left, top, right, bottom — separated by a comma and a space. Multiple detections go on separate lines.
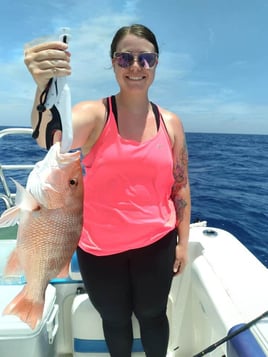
173, 96, 268, 134
157, 52, 195, 80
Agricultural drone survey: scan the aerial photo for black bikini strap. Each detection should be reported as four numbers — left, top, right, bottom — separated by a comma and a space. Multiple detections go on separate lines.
111, 95, 118, 125
152, 102, 170, 136
150, 102, 160, 130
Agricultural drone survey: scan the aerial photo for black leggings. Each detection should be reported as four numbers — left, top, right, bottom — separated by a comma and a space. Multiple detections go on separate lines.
77, 229, 177, 357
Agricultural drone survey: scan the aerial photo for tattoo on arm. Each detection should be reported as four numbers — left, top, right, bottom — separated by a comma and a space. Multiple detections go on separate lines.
171, 138, 188, 223
173, 196, 187, 222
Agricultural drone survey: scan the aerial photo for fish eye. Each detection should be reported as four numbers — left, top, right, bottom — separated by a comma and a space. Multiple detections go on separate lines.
69, 178, 78, 186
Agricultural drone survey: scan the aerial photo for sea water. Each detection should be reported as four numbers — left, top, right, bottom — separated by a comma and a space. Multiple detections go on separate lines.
187, 132, 268, 267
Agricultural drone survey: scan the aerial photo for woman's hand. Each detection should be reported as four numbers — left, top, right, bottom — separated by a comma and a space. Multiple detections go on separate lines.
173, 242, 188, 275
24, 41, 71, 90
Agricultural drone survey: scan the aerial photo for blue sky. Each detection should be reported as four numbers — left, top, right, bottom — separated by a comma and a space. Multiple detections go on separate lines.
0, 0, 267, 134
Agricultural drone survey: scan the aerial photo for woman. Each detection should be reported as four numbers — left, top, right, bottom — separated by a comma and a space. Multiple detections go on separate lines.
25, 24, 191, 357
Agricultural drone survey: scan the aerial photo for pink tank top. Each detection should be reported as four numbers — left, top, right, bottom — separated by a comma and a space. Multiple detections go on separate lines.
79, 96, 176, 256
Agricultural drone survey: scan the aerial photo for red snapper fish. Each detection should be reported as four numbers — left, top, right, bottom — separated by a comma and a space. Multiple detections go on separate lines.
0, 142, 83, 329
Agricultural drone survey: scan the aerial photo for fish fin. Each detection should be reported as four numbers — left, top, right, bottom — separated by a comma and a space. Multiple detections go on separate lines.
3, 286, 44, 330
4, 248, 22, 276
11, 179, 40, 211
0, 180, 40, 227
0, 206, 20, 227
57, 262, 70, 278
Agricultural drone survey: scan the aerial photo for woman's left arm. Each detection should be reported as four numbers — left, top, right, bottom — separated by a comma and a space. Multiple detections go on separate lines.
170, 115, 191, 275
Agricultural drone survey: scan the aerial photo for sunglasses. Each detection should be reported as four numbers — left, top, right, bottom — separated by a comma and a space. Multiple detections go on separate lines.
113, 52, 158, 68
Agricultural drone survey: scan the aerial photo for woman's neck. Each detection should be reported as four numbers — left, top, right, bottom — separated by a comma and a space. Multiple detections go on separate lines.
114, 91, 157, 142
115, 92, 150, 115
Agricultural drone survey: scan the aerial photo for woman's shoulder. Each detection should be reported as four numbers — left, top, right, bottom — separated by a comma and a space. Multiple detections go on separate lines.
156, 104, 181, 122
157, 105, 184, 132
156, 104, 186, 147
73, 98, 107, 117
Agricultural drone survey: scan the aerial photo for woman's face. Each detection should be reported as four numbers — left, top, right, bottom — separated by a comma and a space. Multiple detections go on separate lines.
112, 34, 158, 94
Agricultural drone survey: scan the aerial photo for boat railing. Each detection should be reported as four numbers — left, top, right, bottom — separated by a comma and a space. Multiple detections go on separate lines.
0, 127, 33, 139
0, 128, 34, 211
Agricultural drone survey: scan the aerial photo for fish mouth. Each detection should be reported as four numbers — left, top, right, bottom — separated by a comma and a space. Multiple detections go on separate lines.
57, 149, 81, 167
49, 142, 81, 167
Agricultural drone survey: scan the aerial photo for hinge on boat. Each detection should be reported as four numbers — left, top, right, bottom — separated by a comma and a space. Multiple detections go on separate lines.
76, 286, 86, 295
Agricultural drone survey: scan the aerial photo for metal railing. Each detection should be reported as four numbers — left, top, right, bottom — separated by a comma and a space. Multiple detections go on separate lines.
0, 128, 35, 210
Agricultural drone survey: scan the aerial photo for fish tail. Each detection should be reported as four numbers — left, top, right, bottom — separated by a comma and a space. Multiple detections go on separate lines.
3, 286, 44, 329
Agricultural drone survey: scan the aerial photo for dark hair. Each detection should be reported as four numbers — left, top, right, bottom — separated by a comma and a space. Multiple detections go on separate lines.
110, 24, 159, 58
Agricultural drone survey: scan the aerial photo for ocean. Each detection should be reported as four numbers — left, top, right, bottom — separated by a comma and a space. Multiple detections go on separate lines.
0, 127, 267, 267
187, 132, 268, 267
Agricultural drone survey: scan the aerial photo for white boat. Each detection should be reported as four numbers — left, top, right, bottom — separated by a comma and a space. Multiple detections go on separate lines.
0, 128, 267, 357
